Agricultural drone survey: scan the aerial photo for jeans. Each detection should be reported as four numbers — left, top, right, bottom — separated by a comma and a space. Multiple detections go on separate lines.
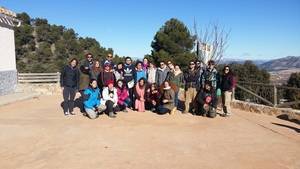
174, 91, 179, 107
62, 87, 76, 113
84, 104, 106, 119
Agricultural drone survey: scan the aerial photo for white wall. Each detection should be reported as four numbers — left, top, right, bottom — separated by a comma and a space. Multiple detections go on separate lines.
0, 26, 16, 71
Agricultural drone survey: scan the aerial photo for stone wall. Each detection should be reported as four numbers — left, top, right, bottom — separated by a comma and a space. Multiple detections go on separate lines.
231, 100, 300, 123
16, 83, 62, 95
0, 70, 17, 95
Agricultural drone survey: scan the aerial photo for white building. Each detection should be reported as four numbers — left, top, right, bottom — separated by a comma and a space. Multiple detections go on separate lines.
0, 7, 21, 95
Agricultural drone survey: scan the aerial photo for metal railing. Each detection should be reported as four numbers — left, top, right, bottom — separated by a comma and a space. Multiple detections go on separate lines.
18, 72, 60, 83
234, 81, 300, 108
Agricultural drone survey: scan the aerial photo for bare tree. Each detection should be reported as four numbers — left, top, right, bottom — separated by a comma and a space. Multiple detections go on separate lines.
193, 20, 230, 65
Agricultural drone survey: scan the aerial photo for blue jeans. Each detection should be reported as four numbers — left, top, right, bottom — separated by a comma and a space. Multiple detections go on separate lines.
174, 91, 179, 107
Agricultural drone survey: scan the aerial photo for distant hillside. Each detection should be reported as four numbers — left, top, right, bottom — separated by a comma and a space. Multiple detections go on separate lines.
219, 58, 268, 66
260, 56, 300, 71
14, 12, 122, 73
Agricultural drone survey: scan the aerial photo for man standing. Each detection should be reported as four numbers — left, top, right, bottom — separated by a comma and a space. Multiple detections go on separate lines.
156, 61, 170, 86
79, 53, 94, 91
201, 60, 219, 91
184, 61, 200, 114
123, 57, 136, 108
102, 53, 114, 69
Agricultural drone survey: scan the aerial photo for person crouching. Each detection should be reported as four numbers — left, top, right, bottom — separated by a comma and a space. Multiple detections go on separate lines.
102, 80, 118, 118
195, 81, 217, 118
83, 79, 106, 119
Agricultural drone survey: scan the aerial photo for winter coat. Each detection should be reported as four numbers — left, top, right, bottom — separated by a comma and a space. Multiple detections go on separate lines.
123, 64, 136, 83
220, 73, 234, 92
161, 88, 175, 110
196, 89, 217, 108
135, 69, 147, 82
114, 69, 124, 81
102, 87, 118, 105
201, 68, 219, 90
156, 67, 170, 86
97, 71, 115, 88
89, 68, 101, 81
168, 71, 185, 90
147, 67, 157, 84
60, 65, 80, 89
117, 87, 129, 106
146, 89, 160, 104
184, 68, 201, 90
83, 87, 101, 109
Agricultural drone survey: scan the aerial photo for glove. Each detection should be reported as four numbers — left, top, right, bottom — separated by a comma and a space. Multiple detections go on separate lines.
217, 88, 221, 97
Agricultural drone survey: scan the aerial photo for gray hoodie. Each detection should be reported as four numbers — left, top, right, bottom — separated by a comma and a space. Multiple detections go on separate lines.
155, 67, 170, 86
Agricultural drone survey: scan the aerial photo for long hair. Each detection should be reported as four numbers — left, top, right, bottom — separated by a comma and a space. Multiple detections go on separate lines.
159, 81, 178, 93
92, 60, 102, 72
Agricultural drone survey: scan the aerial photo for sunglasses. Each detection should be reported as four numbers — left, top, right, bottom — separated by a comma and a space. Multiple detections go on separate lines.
225, 69, 229, 71
190, 63, 195, 65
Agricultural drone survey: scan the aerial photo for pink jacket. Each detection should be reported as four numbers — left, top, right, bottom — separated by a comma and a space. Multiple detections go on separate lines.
117, 87, 129, 105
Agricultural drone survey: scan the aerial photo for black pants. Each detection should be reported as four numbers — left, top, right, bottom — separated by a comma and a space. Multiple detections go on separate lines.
128, 87, 134, 108
105, 100, 118, 113
63, 87, 76, 113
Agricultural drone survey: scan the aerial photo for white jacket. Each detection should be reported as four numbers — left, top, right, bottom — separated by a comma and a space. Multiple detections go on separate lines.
147, 67, 157, 84
102, 87, 118, 106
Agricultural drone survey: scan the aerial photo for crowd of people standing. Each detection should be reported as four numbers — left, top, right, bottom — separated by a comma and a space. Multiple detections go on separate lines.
60, 53, 235, 119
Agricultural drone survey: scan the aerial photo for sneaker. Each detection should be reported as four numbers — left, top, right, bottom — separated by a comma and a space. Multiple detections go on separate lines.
109, 112, 116, 118
64, 112, 70, 116
123, 109, 128, 113
170, 107, 176, 115
69, 112, 76, 115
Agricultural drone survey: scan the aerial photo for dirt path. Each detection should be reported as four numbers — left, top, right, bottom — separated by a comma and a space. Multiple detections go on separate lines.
0, 95, 299, 169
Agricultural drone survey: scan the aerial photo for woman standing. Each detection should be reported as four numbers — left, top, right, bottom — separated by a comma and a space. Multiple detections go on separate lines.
97, 63, 115, 88
60, 58, 80, 116
142, 58, 149, 71
134, 78, 146, 112
135, 62, 147, 83
89, 60, 101, 81
167, 64, 185, 110
147, 62, 157, 84
220, 65, 234, 117
114, 62, 124, 81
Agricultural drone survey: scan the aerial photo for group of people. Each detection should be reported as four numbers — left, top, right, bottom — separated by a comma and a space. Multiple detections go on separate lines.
60, 53, 235, 119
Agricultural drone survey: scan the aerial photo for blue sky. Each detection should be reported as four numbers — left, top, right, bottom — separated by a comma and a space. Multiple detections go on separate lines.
1, 0, 300, 60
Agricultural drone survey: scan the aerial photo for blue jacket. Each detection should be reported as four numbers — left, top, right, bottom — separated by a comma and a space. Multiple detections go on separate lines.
135, 69, 147, 82
83, 87, 101, 109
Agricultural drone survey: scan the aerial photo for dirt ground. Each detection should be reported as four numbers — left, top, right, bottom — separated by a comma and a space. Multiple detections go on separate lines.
0, 95, 299, 169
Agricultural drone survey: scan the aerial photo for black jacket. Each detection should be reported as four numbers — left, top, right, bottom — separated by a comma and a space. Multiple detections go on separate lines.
123, 64, 136, 83
184, 69, 201, 90
60, 65, 80, 89
220, 73, 234, 92
196, 89, 217, 108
